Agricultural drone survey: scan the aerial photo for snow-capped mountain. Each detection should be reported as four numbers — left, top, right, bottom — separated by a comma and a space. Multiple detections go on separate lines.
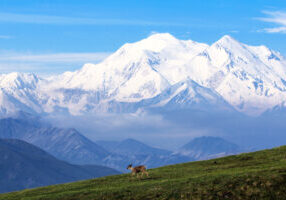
0, 72, 45, 116
1, 33, 286, 116
196, 36, 286, 114
144, 79, 233, 111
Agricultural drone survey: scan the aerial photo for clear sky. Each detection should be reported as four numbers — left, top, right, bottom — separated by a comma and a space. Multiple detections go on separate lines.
0, 0, 286, 75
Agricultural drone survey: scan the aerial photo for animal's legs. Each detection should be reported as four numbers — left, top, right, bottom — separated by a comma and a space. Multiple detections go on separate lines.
145, 171, 149, 177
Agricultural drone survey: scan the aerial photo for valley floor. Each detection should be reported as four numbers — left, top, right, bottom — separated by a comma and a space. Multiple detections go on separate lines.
1, 146, 286, 200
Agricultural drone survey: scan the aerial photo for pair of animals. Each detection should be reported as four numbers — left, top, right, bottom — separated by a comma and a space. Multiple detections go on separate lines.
127, 164, 148, 178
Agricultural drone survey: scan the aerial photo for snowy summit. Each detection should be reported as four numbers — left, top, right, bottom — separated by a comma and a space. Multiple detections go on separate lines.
1, 33, 286, 116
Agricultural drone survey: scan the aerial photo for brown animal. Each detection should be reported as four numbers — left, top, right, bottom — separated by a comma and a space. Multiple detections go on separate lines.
127, 164, 149, 178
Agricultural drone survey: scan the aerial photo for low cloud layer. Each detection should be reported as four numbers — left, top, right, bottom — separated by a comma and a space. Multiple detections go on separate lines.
42, 108, 286, 151
43, 111, 217, 150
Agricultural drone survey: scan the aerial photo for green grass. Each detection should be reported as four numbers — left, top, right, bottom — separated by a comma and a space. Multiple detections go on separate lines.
1, 146, 286, 200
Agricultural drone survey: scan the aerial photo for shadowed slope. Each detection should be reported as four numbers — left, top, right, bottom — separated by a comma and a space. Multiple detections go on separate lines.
0, 118, 109, 165
0, 139, 119, 193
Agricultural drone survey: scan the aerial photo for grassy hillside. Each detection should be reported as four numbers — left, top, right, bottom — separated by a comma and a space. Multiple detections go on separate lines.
1, 146, 286, 200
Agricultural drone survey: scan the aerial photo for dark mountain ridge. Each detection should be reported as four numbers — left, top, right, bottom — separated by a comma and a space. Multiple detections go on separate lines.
0, 139, 119, 193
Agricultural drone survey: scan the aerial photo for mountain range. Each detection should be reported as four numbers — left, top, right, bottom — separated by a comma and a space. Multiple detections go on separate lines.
98, 138, 192, 171
0, 139, 119, 193
0, 117, 109, 165
0, 116, 241, 172
1, 33, 286, 117
0, 117, 191, 171
0, 33, 284, 176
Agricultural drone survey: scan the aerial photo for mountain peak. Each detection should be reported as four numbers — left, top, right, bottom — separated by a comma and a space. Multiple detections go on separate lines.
181, 136, 239, 151
179, 136, 240, 160
146, 33, 177, 41
121, 32, 181, 53
214, 35, 241, 47
120, 138, 145, 146
0, 72, 39, 89
218, 35, 236, 42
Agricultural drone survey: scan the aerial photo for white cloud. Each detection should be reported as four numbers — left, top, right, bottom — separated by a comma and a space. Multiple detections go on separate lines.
0, 52, 110, 63
263, 26, 286, 33
257, 11, 286, 33
0, 52, 111, 75
0, 12, 185, 27
0, 35, 13, 39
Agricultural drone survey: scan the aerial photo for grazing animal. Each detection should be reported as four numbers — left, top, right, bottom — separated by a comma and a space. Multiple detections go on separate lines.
127, 164, 149, 178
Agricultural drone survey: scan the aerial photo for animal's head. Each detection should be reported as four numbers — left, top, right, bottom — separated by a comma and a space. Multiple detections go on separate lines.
127, 164, 132, 169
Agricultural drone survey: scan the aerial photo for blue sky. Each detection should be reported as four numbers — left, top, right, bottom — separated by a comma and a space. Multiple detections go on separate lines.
0, 0, 286, 75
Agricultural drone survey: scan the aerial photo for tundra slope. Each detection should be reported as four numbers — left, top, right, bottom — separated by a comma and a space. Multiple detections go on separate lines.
1, 33, 286, 116
1, 145, 286, 200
